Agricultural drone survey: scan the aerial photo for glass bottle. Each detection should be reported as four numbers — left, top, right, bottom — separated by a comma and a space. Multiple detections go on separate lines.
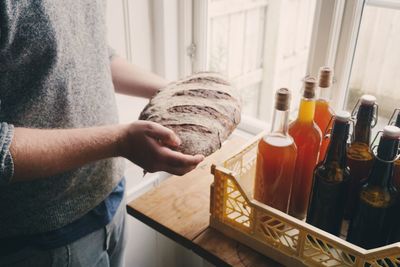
315, 67, 334, 163
344, 95, 377, 220
306, 111, 351, 236
389, 109, 400, 190
387, 110, 400, 244
347, 126, 400, 249
288, 77, 322, 219
254, 88, 297, 213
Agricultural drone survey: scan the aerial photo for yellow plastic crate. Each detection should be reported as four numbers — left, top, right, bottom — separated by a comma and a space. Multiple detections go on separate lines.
210, 134, 400, 267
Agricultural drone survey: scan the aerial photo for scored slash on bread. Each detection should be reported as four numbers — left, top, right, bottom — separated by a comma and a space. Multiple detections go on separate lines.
139, 72, 242, 157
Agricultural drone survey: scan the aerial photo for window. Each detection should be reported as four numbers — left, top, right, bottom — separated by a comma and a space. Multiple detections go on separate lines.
193, 0, 317, 121
187, 0, 400, 135
345, 1, 400, 130
108, 0, 400, 136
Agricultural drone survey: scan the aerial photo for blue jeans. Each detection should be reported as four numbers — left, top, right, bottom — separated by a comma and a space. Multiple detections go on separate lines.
0, 200, 127, 267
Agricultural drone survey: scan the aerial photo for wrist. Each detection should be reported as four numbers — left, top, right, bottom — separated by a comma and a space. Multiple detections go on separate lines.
114, 124, 130, 158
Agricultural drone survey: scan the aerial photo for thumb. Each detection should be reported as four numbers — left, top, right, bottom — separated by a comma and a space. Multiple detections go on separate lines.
145, 122, 181, 147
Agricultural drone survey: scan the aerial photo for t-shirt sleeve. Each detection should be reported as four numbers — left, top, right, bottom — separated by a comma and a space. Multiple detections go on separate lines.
0, 122, 14, 185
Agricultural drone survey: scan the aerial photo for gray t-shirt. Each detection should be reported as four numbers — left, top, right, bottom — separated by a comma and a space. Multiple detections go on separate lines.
0, 0, 124, 237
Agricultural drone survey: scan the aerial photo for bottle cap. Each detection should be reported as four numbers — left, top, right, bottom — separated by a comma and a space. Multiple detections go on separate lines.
303, 77, 316, 99
318, 66, 333, 88
275, 88, 291, 111
360, 94, 376, 106
335, 111, 351, 122
383, 125, 400, 139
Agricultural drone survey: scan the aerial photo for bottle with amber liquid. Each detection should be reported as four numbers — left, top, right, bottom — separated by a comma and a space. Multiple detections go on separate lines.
315, 67, 335, 163
344, 95, 377, 220
254, 88, 297, 213
288, 77, 322, 220
347, 126, 400, 249
306, 111, 351, 236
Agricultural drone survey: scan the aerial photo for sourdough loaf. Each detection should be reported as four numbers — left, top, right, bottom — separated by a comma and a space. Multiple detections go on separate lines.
139, 72, 241, 156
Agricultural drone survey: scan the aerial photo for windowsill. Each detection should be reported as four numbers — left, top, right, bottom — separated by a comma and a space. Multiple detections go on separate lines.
237, 114, 268, 135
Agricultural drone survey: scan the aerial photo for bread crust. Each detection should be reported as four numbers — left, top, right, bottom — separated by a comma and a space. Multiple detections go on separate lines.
139, 72, 241, 156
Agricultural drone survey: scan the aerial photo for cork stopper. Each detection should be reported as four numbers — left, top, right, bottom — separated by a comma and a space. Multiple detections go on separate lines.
303, 77, 316, 99
319, 66, 333, 88
275, 88, 291, 111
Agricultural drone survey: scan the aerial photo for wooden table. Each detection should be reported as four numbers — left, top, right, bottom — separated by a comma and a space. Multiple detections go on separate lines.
127, 137, 282, 267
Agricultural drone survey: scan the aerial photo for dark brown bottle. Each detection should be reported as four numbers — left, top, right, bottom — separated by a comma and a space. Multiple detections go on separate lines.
344, 95, 376, 219
389, 109, 400, 190
388, 109, 400, 244
347, 126, 400, 249
306, 111, 351, 236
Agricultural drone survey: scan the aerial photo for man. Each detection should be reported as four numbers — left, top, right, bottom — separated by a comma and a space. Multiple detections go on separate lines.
0, 1, 203, 266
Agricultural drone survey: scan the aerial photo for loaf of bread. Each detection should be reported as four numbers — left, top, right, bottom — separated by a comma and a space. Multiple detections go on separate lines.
139, 72, 241, 156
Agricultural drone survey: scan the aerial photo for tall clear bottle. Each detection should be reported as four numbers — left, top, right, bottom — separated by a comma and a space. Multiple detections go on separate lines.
315, 67, 335, 163
254, 88, 297, 213
344, 95, 377, 220
288, 77, 322, 219
306, 111, 351, 236
347, 126, 400, 249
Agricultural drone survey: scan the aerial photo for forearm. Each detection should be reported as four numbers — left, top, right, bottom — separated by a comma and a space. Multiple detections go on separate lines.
110, 56, 169, 98
10, 125, 126, 182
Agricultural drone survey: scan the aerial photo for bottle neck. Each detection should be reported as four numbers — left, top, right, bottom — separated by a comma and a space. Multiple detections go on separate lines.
353, 104, 374, 144
368, 137, 399, 187
316, 85, 331, 101
270, 109, 290, 135
297, 97, 316, 123
323, 120, 349, 168
396, 113, 400, 128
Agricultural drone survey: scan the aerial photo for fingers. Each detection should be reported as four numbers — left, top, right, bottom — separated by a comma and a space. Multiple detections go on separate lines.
154, 146, 204, 175
137, 122, 205, 175
158, 146, 204, 167
144, 122, 181, 148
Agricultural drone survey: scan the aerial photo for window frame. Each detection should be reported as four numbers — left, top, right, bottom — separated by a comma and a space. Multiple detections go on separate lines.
178, 0, 397, 135
327, 0, 365, 111
187, 0, 340, 135
332, 0, 400, 112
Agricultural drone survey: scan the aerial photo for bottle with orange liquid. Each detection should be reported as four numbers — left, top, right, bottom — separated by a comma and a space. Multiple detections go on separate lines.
288, 77, 322, 220
315, 67, 334, 163
254, 88, 297, 213
344, 95, 377, 220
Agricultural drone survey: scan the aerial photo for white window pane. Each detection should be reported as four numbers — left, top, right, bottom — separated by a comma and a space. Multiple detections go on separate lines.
209, 16, 229, 74
204, 0, 316, 121
240, 83, 261, 117
345, 5, 400, 129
